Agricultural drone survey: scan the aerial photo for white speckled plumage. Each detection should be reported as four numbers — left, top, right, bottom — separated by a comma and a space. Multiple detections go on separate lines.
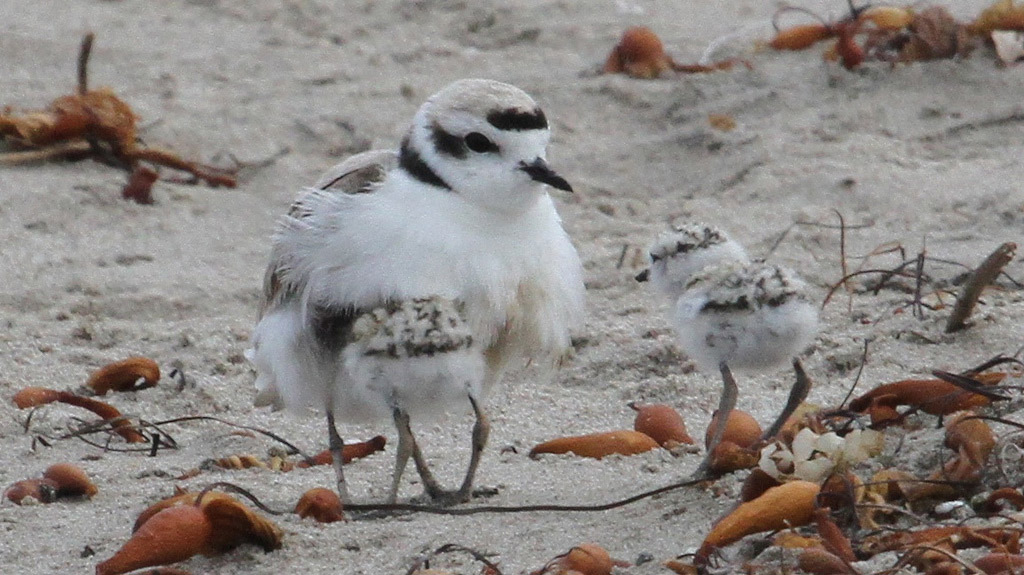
640, 223, 818, 477
248, 79, 585, 503
644, 223, 748, 300
674, 260, 818, 373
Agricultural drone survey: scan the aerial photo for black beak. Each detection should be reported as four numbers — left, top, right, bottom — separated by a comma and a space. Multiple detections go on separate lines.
519, 158, 573, 192
635, 269, 650, 282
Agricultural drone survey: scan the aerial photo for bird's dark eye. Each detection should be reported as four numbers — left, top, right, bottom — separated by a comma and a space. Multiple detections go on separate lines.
464, 132, 497, 153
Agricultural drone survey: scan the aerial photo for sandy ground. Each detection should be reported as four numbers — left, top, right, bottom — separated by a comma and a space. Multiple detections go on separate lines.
2, 1, 1024, 574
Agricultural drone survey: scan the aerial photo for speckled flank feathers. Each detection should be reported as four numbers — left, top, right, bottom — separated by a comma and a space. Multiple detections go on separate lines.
352, 297, 475, 359
675, 260, 818, 372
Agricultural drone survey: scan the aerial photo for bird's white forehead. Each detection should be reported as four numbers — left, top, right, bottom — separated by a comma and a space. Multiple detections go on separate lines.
423, 79, 543, 125
649, 223, 730, 261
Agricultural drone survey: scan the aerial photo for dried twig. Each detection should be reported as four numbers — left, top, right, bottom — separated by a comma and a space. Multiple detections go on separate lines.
946, 242, 1017, 333
838, 338, 871, 409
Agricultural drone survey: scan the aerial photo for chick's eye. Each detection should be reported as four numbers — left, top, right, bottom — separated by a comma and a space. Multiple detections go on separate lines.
464, 132, 496, 153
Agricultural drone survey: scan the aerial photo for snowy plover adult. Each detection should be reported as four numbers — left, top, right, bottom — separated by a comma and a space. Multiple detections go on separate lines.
248, 79, 585, 504
638, 224, 817, 476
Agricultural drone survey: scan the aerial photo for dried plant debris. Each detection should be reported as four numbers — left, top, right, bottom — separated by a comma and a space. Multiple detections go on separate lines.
0, 33, 237, 198
664, 354, 1023, 574
204, 435, 386, 473
602, 26, 749, 78
13, 386, 148, 443
946, 242, 1017, 333
763, 2, 1024, 69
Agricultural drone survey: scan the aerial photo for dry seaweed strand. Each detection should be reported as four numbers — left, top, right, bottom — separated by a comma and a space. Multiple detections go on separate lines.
945, 242, 1017, 332
404, 543, 504, 575
0, 33, 237, 191
822, 242, 1013, 320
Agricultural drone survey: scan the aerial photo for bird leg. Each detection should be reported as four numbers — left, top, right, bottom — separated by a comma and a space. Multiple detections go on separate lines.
692, 362, 739, 479
389, 408, 416, 503
393, 410, 448, 502
325, 409, 351, 504
454, 394, 490, 502
762, 358, 813, 440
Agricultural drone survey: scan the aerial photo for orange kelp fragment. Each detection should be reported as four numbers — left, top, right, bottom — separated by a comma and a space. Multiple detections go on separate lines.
975, 552, 1024, 574
529, 430, 659, 459
769, 24, 835, 50
12, 386, 62, 408
4, 478, 60, 504
858, 6, 915, 30
707, 409, 762, 449
103, 491, 282, 575
533, 543, 628, 575
814, 508, 856, 562
848, 372, 1005, 416
11, 386, 147, 443
798, 548, 855, 575
708, 441, 759, 474
968, 0, 1024, 36
980, 488, 1024, 512
295, 488, 344, 523
43, 463, 98, 498
696, 480, 821, 563
96, 505, 213, 575
295, 435, 387, 468
87, 357, 160, 395
945, 411, 995, 468
630, 403, 694, 446
603, 27, 672, 78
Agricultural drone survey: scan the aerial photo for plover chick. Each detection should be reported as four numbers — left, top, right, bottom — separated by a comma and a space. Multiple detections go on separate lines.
676, 260, 818, 476
248, 79, 585, 505
637, 225, 816, 477
635, 223, 748, 298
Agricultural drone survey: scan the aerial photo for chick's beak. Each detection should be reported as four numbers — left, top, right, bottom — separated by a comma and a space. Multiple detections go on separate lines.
519, 158, 573, 192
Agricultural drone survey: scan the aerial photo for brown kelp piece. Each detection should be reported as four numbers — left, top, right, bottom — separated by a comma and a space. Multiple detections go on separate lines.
529, 430, 659, 459
0, 33, 237, 195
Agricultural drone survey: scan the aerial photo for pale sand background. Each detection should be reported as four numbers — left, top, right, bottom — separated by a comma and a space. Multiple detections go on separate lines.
2, 1, 1023, 574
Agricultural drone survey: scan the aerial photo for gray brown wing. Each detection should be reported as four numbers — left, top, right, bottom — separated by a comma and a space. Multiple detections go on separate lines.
259, 149, 398, 318
315, 148, 398, 193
